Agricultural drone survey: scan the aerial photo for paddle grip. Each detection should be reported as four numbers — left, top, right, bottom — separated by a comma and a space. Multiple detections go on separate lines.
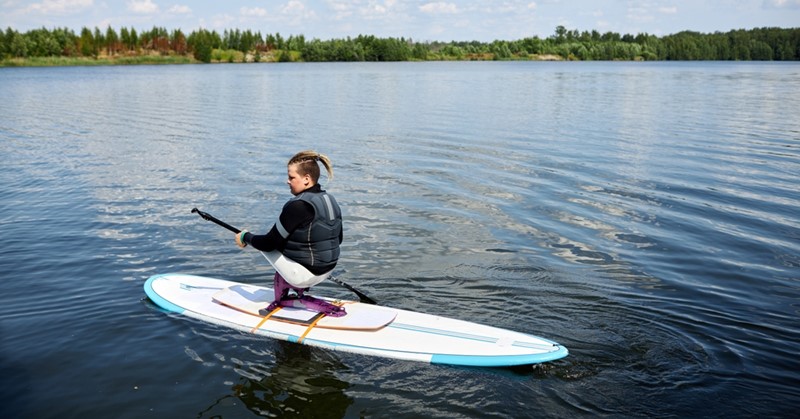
191, 208, 242, 234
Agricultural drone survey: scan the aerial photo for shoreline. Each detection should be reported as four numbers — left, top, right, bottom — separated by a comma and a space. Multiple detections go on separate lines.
1, 52, 569, 68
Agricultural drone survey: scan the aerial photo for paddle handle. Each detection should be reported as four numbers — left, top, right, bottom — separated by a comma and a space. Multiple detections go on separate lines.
191, 208, 241, 234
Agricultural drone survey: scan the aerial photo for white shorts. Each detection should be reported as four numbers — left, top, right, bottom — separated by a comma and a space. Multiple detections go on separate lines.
261, 251, 331, 288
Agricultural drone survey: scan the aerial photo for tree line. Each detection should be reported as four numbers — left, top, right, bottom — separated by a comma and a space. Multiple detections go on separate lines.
1, 25, 798, 63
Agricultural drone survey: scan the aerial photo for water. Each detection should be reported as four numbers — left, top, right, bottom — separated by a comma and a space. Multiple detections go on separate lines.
1, 61, 798, 418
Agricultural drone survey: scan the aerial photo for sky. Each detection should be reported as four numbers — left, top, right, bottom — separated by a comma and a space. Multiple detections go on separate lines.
2, 0, 799, 42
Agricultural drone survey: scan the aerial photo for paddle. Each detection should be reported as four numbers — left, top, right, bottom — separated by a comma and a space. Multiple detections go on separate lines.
191, 208, 377, 304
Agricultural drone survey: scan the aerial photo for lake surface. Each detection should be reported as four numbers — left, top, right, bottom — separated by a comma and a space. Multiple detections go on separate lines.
1, 61, 798, 418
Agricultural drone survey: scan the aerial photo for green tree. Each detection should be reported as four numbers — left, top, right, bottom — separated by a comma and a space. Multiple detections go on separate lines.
441, 44, 464, 59
94, 27, 104, 55
130, 27, 139, 51
491, 41, 512, 60
120, 27, 130, 51
0, 28, 7, 57
554, 25, 567, 44
277, 49, 293, 62
265, 33, 276, 50
9, 30, 29, 57
288, 34, 305, 51
601, 31, 621, 42
412, 42, 428, 60
188, 29, 213, 63
51, 27, 77, 56
79, 26, 95, 57
106, 26, 119, 55
750, 40, 773, 60
519, 36, 543, 54
301, 38, 327, 61
25, 28, 59, 56
778, 41, 795, 60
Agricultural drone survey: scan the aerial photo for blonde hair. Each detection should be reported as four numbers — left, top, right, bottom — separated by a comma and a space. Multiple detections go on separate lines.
288, 150, 333, 182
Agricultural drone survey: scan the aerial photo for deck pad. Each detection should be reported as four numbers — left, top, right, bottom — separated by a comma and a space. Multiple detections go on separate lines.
213, 284, 396, 330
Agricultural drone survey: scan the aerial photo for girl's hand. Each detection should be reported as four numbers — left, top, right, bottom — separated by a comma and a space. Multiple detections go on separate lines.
235, 230, 248, 248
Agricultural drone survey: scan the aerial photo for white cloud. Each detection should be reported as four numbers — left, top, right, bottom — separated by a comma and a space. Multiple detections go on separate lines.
356, 0, 402, 19
209, 13, 235, 29
419, 2, 458, 14
24, 0, 93, 14
281, 0, 317, 21
528, 2, 537, 10
626, 5, 654, 23
127, 0, 159, 14
762, 0, 800, 8
167, 5, 191, 15
365, 2, 387, 15
658, 6, 677, 14
240, 6, 268, 17
281, 0, 308, 15
326, 0, 354, 20
453, 18, 470, 28
428, 24, 446, 35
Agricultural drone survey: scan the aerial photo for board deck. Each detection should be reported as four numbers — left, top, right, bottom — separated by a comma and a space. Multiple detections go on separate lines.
144, 273, 569, 367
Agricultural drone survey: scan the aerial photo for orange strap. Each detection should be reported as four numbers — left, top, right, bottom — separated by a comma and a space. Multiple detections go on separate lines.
298, 301, 348, 343
298, 315, 326, 343
250, 307, 281, 333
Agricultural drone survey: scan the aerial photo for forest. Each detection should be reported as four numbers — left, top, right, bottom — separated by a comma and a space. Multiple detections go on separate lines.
1, 25, 798, 65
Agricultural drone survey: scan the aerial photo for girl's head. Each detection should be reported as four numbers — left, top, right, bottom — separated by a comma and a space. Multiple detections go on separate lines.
287, 150, 333, 195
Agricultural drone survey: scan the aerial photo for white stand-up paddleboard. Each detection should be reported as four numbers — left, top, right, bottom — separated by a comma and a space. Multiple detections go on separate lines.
144, 273, 568, 367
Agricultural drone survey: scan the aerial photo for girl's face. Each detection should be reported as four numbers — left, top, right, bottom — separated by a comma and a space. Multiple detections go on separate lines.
287, 164, 311, 195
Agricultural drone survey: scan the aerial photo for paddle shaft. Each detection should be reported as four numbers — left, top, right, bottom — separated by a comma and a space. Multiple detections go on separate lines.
191, 208, 377, 304
326, 276, 377, 304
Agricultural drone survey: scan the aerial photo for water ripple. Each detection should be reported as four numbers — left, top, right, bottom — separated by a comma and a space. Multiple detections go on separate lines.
1, 62, 798, 418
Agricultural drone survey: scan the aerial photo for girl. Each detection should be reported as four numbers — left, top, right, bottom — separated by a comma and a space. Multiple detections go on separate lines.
235, 150, 345, 317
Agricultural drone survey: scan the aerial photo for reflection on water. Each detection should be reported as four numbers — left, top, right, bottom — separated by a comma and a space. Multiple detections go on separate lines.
195, 341, 353, 418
